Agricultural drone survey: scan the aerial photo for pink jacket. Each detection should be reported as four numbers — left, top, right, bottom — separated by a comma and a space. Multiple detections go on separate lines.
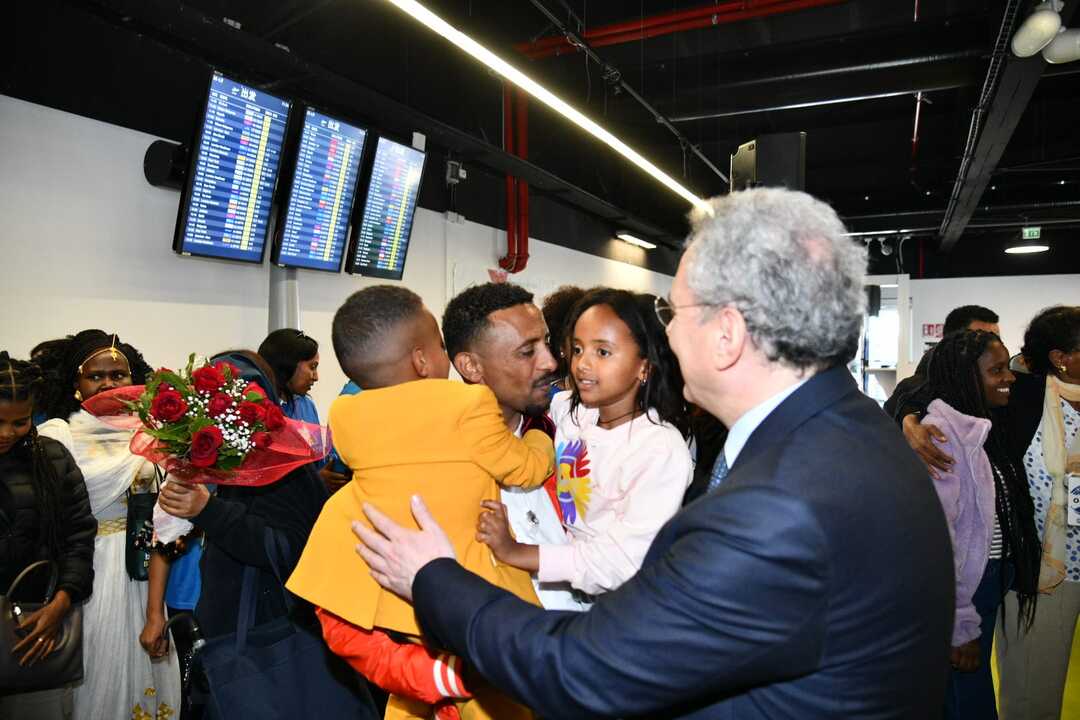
923, 399, 996, 646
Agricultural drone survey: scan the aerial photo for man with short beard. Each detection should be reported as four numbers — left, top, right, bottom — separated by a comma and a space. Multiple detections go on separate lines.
441, 282, 589, 611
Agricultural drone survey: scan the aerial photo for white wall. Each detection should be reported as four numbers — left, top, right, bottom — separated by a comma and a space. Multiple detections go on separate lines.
908, 274, 1080, 363
0, 95, 672, 417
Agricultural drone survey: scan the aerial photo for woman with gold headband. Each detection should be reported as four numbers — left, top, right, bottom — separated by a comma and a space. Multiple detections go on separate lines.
35, 330, 181, 720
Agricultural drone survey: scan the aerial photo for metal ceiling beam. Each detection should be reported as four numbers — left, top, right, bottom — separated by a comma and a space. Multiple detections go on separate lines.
73, 0, 685, 249
515, 0, 847, 59
524, 0, 729, 185
938, 1, 1078, 250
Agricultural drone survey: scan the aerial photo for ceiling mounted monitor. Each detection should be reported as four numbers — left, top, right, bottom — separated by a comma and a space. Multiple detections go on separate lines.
272, 108, 368, 272
345, 137, 426, 281
173, 71, 292, 263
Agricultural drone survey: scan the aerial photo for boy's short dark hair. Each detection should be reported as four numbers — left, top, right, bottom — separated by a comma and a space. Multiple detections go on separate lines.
943, 305, 998, 336
332, 285, 425, 386
442, 283, 534, 360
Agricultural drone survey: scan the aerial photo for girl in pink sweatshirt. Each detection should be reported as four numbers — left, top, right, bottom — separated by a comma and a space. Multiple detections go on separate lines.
478, 289, 693, 595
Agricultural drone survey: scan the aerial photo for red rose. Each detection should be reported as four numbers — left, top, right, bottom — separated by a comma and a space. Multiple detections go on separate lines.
192, 365, 226, 393
243, 382, 266, 401
189, 426, 224, 468
263, 403, 286, 431
150, 389, 188, 423
156, 367, 174, 376
207, 392, 232, 418
238, 401, 266, 426
214, 361, 241, 381
250, 432, 272, 449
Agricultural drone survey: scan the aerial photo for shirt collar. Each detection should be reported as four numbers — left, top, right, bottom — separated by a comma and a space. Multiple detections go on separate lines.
722, 378, 809, 468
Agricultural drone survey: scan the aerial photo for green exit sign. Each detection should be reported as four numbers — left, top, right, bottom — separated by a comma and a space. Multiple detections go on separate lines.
1022, 226, 1041, 240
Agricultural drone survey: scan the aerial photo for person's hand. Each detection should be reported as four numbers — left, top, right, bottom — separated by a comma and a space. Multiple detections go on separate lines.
950, 639, 980, 672
12, 590, 71, 666
476, 500, 519, 562
158, 481, 211, 518
352, 495, 456, 602
901, 415, 954, 479
319, 467, 350, 494
139, 610, 170, 658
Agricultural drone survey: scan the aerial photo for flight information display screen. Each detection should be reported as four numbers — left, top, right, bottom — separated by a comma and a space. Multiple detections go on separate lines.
174, 72, 291, 263
273, 109, 367, 272
347, 137, 425, 280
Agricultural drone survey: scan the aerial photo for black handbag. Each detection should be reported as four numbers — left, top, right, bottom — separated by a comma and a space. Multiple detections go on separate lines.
0, 560, 84, 692
125, 469, 162, 581
197, 529, 377, 720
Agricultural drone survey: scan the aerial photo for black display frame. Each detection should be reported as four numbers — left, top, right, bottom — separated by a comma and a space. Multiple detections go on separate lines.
172, 69, 294, 265
344, 134, 427, 281
270, 104, 371, 274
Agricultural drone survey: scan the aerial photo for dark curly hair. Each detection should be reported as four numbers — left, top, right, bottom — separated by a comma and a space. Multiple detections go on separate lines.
565, 288, 687, 434
1020, 305, 1080, 377
258, 329, 319, 402
0, 352, 66, 562
541, 285, 588, 380
34, 330, 152, 421
442, 283, 535, 360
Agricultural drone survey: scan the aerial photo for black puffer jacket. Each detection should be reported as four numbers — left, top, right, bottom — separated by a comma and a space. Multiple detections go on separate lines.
0, 436, 97, 601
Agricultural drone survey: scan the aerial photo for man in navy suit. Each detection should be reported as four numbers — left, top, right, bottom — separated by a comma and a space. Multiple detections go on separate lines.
353, 188, 954, 719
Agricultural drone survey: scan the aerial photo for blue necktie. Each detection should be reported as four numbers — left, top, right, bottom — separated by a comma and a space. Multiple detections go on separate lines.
706, 452, 729, 493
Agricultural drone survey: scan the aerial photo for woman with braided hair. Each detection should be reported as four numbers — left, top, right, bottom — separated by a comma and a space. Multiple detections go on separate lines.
0, 352, 96, 720
912, 330, 1040, 720
34, 330, 180, 720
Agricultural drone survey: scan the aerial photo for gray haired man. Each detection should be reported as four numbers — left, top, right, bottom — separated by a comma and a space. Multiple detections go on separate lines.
351, 188, 953, 719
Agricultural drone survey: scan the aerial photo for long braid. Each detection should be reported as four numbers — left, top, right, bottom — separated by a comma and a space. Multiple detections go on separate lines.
925, 331, 1039, 629
0, 352, 65, 562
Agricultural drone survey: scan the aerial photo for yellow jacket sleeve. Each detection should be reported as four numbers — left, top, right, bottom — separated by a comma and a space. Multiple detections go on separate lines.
461, 389, 554, 489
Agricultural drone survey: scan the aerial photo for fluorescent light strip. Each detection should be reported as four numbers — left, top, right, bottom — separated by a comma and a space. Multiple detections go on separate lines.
1004, 244, 1049, 254
382, 0, 712, 214
616, 232, 657, 250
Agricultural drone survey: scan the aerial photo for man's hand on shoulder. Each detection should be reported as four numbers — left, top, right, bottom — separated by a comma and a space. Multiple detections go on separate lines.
901, 414, 954, 479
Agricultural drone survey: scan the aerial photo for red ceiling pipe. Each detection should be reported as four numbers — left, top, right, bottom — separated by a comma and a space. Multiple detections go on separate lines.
517, 0, 845, 59
499, 83, 520, 272
514, 88, 530, 273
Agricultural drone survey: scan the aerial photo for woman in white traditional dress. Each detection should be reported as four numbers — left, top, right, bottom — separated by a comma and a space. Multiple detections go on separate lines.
36, 330, 180, 720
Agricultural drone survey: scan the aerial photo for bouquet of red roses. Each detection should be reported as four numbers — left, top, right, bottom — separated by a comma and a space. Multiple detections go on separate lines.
84, 355, 329, 486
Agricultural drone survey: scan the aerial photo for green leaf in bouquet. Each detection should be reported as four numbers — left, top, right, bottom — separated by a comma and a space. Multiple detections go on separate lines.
154, 370, 191, 395
185, 353, 196, 377
216, 454, 244, 472
245, 391, 264, 402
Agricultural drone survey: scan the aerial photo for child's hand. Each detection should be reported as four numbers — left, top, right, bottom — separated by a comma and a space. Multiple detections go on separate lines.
477, 500, 517, 561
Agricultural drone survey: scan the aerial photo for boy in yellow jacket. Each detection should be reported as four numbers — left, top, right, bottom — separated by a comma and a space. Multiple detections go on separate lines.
286, 285, 553, 720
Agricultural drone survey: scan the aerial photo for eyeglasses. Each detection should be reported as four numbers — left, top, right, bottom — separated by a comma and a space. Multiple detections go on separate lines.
653, 296, 717, 327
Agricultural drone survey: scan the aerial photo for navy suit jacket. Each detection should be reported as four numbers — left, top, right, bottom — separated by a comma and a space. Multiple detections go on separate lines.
414, 366, 954, 718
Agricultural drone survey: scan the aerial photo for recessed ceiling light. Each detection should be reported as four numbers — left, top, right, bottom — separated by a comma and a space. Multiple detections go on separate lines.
925, 190, 932, 196
1059, 180, 1067, 185
864, 195, 870, 201
616, 231, 657, 250
991, 185, 997, 190
381, 0, 711, 214
1005, 244, 1049, 254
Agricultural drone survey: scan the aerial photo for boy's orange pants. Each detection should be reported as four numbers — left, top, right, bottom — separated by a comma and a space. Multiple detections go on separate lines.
317, 608, 533, 720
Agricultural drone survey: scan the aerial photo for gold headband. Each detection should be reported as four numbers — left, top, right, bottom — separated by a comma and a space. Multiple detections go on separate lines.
77, 335, 131, 375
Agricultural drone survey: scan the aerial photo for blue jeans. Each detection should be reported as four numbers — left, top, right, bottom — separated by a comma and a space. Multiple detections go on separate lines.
944, 559, 1013, 720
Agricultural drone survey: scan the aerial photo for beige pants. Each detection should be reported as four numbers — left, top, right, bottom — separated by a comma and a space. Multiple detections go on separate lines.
996, 582, 1080, 720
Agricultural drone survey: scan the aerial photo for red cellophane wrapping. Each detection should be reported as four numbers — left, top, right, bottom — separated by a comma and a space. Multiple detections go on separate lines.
82, 386, 331, 487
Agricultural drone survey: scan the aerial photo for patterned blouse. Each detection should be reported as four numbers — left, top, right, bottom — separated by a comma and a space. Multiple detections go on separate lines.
1024, 397, 1080, 583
